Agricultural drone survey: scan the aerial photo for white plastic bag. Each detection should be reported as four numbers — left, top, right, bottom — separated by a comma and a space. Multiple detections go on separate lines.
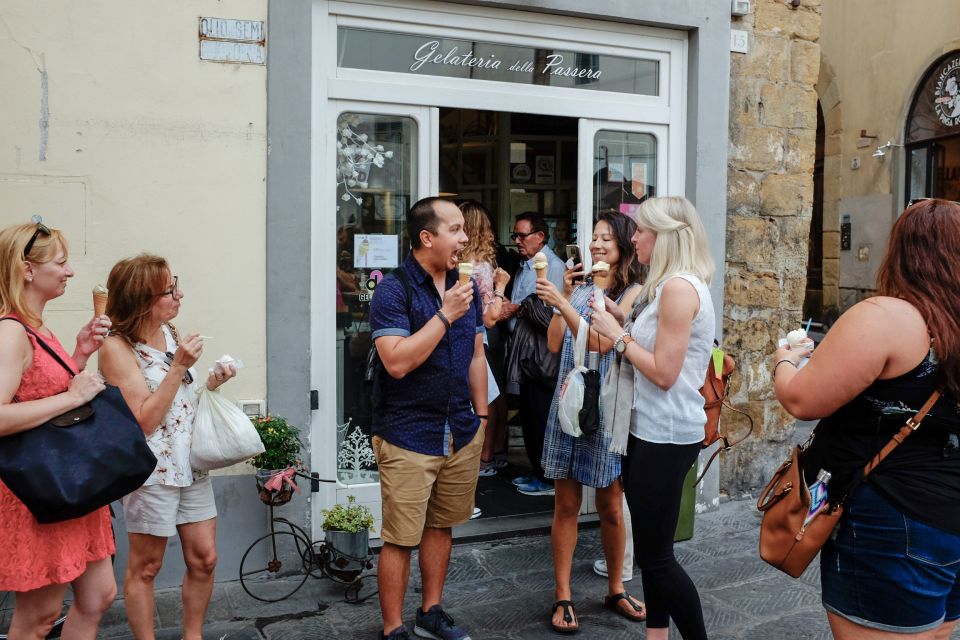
190, 388, 265, 470
557, 317, 589, 438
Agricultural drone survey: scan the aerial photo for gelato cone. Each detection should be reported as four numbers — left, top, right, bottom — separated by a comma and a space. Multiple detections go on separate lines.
786, 328, 810, 348
533, 252, 548, 279
92, 284, 108, 316
591, 261, 612, 288
458, 261, 473, 286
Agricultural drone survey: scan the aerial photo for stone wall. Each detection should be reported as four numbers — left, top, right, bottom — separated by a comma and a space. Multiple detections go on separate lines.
722, 0, 822, 492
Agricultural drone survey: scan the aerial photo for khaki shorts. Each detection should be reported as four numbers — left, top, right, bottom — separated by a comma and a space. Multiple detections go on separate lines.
122, 476, 217, 538
373, 429, 483, 547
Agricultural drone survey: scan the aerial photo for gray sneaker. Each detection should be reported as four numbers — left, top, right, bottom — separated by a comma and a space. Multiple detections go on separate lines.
414, 605, 471, 640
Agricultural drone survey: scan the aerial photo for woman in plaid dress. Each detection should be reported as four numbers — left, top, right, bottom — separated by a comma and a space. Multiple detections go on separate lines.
535, 211, 644, 633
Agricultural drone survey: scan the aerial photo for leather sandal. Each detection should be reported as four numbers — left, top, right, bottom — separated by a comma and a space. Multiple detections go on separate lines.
604, 591, 646, 622
550, 600, 579, 634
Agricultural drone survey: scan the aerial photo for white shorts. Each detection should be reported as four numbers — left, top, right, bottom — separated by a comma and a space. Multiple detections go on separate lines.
121, 476, 217, 538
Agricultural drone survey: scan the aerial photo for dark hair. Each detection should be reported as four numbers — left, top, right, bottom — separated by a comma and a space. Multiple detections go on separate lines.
515, 211, 548, 238
408, 197, 445, 249
106, 254, 170, 344
876, 199, 960, 396
596, 210, 643, 300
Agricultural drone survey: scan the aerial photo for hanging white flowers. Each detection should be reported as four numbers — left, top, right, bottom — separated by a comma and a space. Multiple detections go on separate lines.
336, 124, 394, 210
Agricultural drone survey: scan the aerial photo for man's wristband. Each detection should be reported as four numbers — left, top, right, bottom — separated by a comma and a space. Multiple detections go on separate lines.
475, 414, 488, 419
773, 359, 798, 380
435, 309, 451, 330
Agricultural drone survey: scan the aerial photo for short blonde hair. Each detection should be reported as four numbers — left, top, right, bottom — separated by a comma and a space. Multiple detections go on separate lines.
0, 222, 68, 327
636, 196, 714, 302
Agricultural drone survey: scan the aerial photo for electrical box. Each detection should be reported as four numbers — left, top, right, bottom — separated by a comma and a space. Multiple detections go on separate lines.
239, 400, 265, 417
731, 0, 751, 16
840, 215, 852, 251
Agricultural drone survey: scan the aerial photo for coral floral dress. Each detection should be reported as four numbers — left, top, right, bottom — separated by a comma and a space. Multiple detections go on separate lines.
0, 321, 115, 592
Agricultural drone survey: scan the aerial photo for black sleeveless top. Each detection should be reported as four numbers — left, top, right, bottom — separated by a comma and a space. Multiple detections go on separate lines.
803, 348, 960, 533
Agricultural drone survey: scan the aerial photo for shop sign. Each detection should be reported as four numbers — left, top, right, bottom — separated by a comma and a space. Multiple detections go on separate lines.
934, 56, 960, 127
907, 51, 960, 143
337, 27, 658, 97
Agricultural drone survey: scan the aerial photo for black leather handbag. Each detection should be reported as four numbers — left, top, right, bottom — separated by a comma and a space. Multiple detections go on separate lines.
0, 319, 157, 524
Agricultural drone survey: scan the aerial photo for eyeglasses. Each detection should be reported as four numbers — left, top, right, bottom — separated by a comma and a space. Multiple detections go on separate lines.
163, 351, 194, 385
23, 218, 51, 259
156, 276, 179, 298
510, 231, 535, 241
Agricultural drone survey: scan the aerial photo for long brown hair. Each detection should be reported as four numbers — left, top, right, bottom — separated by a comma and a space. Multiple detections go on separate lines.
876, 199, 960, 396
596, 210, 643, 300
0, 222, 68, 327
106, 254, 170, 344
458, 200, 497, 267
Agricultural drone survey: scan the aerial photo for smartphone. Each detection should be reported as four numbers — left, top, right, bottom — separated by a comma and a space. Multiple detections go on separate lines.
565, 244, 582, 265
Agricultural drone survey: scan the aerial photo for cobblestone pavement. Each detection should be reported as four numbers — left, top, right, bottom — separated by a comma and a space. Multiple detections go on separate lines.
99, 496, 960, 639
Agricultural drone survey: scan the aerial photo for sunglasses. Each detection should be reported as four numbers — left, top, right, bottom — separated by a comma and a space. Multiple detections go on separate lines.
163, 351, 194, 385
510, 231, 537, 241
23, 219, 51, 259
908, 197, 960, 206
156, 275, 179, 298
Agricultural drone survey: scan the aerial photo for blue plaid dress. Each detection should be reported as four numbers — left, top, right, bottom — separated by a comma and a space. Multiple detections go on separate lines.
541, 283, 637, 487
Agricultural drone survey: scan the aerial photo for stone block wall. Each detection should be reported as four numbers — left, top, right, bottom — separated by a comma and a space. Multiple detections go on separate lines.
722, 0, 822, 492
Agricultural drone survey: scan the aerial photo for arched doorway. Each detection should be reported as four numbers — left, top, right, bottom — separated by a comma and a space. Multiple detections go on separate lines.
905, 51, 960, 203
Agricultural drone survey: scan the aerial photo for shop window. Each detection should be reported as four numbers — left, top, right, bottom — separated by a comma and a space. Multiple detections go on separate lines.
904, 51, 960, 203
592, 130, 656, 218
335, 112, 417, 485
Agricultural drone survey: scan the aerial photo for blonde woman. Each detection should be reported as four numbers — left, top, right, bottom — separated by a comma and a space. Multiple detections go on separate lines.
458, 200, 511, 476
591, 196, 714, 640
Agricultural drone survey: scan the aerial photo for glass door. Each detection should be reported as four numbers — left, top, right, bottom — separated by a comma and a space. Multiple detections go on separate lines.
315, 101, 436, 539
575, 118, 670, 515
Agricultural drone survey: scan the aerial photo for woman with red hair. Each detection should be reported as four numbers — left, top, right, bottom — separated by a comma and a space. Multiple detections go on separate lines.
774, 198, 960, 639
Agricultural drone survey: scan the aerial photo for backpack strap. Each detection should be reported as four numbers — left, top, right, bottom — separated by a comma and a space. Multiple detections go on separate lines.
394, 267, 413, 316
0, 316, 77, 377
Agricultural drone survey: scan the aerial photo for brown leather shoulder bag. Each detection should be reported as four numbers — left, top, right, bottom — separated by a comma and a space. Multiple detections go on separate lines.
757, 390, 941, 578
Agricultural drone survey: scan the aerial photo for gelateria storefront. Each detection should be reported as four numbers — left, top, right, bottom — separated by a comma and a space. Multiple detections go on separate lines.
280, 0, 732, 540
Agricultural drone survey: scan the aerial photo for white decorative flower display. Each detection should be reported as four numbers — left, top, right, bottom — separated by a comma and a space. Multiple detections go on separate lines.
336, 122, 394, 209
337, 426, 378, 482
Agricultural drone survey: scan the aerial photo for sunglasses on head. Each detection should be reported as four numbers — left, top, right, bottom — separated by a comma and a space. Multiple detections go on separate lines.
908, 197, 960, 207
163, 351, 194, 385
23, 217, 51, 259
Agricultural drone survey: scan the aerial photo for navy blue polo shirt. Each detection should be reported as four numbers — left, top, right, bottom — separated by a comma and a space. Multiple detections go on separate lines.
369, 253, 484, 456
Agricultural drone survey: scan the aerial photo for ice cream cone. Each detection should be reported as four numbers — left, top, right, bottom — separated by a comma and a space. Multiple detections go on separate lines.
92, 285, 108, 316
458, 261, 473, 286
591, 262, 612, 289
533, 252, 548, 280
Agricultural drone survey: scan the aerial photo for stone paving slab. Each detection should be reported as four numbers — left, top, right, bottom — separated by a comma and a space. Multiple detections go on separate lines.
100, 497, 960, 639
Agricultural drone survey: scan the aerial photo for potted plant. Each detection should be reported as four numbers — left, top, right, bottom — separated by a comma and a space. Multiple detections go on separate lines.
322, 495, 375, 562
250, 415, 303, 506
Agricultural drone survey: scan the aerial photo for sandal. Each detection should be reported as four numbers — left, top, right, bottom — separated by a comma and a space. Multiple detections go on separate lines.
604, 592, 646, 622
550, 600, 579, 634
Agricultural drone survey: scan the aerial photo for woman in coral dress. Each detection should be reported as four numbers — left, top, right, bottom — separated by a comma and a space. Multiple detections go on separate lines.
0, 221, 116, 639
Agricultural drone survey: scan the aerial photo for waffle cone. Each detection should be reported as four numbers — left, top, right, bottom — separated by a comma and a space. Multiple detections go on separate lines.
93, 292, 108, 316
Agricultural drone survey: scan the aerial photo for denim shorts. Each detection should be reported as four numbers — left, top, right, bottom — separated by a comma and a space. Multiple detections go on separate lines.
821, 482, 960, 633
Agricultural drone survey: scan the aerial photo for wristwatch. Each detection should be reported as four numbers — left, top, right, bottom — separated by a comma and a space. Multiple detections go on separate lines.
614, 332, 633, 354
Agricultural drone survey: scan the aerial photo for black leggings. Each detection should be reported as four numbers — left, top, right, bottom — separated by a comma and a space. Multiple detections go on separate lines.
622, 437, 707, 639
518, 379, 554, 482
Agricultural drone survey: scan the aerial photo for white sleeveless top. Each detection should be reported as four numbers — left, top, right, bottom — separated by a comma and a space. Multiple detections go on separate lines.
133, 324, 203, 487
629, 274, 716, 445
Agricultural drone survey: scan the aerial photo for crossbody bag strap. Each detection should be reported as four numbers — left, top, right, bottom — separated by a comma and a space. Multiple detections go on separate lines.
833, 389, 941, 508
0, 316, 77, 377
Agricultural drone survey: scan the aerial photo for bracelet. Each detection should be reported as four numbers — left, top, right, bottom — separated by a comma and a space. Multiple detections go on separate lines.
475, 414, 488, 419
494, 291, 505, 299
435, 309, 451, 330
773, 359, 798, 380
552, 306, 563, 316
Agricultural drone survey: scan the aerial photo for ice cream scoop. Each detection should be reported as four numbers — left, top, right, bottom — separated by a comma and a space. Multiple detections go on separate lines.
458, 261, 473, 286
787, 328, 812, 348
591, 261, 612, 288
92, 284, 108, 316
533, 252, 548, 279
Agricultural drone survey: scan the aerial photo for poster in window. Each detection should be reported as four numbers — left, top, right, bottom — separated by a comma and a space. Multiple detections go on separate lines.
630, 161, 647, 199
535, 156, 555, 184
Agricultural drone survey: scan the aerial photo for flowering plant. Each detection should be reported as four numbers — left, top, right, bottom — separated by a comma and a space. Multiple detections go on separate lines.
322, 495, 375, 533
336, 122, 394, 207
250, 415, 303, 471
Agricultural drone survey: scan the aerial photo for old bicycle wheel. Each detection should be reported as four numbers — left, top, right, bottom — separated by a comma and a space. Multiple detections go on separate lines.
239, 523, 315, 602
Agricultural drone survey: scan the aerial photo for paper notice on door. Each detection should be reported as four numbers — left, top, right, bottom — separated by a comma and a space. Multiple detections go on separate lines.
510, 190, 539, 216
354, 234, 398, 269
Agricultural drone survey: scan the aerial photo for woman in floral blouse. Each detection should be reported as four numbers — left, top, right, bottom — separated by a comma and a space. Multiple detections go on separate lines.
99, 254, 237, 640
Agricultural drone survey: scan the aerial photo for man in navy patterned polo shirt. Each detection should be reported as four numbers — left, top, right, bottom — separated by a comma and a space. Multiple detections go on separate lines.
369, 197, 487, 640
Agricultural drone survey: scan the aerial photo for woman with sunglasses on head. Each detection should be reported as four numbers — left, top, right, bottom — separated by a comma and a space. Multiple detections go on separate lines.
0, 220, 115, 639
590, 197, 715, 640
98, 255, 236, 640
774, 199, 960, 639
534, 210, 645, 633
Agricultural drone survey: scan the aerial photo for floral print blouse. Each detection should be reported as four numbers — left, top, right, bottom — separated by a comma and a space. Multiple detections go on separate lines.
135, 324, 205, 487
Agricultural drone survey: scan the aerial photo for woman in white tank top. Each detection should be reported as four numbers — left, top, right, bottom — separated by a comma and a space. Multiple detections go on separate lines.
591, 196, 715, 640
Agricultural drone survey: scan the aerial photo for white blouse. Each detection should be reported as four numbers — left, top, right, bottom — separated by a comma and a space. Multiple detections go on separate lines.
629, 274, 716, 445
134, 324, 204, 487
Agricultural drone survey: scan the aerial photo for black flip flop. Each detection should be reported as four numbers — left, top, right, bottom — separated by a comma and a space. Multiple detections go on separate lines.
604, 591, 646, 622
550, 600, 580, 634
